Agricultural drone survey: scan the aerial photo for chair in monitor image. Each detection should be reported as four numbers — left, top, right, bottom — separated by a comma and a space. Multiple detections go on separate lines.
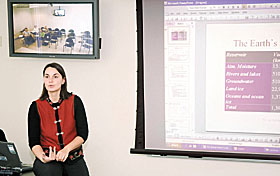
67, 29, 76, 42
80, 31, 91, 42
83, 31, 90, 37
42, 33, 51, 46
79, 31, 91, 52
68, 29, 74, 33
63, 37, 75, 54
80, 38, 93, 54
50, 34, 58, 49
54, 28, 62, 42
67, 32, 76, 44
60, 29, 66, 39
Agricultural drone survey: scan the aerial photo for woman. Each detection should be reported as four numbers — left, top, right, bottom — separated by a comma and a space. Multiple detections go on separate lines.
28, 62, 90, 176
22, 27, 35, 46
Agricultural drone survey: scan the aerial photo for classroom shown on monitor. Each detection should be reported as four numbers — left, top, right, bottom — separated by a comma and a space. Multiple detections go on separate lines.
12, 3, 94, 55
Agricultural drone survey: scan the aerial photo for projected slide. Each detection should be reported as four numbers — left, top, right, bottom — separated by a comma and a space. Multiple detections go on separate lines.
206, 23, 280, 134
225, 51, 280, 112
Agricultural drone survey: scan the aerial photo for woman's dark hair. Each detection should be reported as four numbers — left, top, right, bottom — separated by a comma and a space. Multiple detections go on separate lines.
40, 62, 72, 100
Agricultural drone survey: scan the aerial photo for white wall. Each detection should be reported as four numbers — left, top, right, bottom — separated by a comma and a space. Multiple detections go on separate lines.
1, 0, 280, 176
12, 8, 34, 33
13, 4, 92, 35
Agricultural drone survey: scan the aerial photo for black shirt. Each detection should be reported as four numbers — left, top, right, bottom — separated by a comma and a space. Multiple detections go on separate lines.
0, 129, 7, 142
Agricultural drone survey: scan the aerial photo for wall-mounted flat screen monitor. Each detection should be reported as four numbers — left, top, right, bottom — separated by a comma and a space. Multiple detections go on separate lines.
7, 0, 100, 59
131, 0, 280, 161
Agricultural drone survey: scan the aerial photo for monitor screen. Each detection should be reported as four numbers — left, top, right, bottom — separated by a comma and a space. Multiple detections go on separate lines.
54, 9, 65, 16
7, 0, 100, 59
131, 0, 280, 161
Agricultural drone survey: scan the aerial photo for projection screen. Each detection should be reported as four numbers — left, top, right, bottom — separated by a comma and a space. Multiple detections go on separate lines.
131, 0, 280, 161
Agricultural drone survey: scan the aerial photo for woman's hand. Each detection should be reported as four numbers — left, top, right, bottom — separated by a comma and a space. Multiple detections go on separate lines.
56, 147, 70, 162
41, 146, 56, 163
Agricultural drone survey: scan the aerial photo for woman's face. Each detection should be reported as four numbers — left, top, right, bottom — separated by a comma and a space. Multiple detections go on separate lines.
43, 67, 65, 94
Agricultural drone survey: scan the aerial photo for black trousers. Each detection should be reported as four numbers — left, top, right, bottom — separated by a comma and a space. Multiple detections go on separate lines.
33, 158, 90, 176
